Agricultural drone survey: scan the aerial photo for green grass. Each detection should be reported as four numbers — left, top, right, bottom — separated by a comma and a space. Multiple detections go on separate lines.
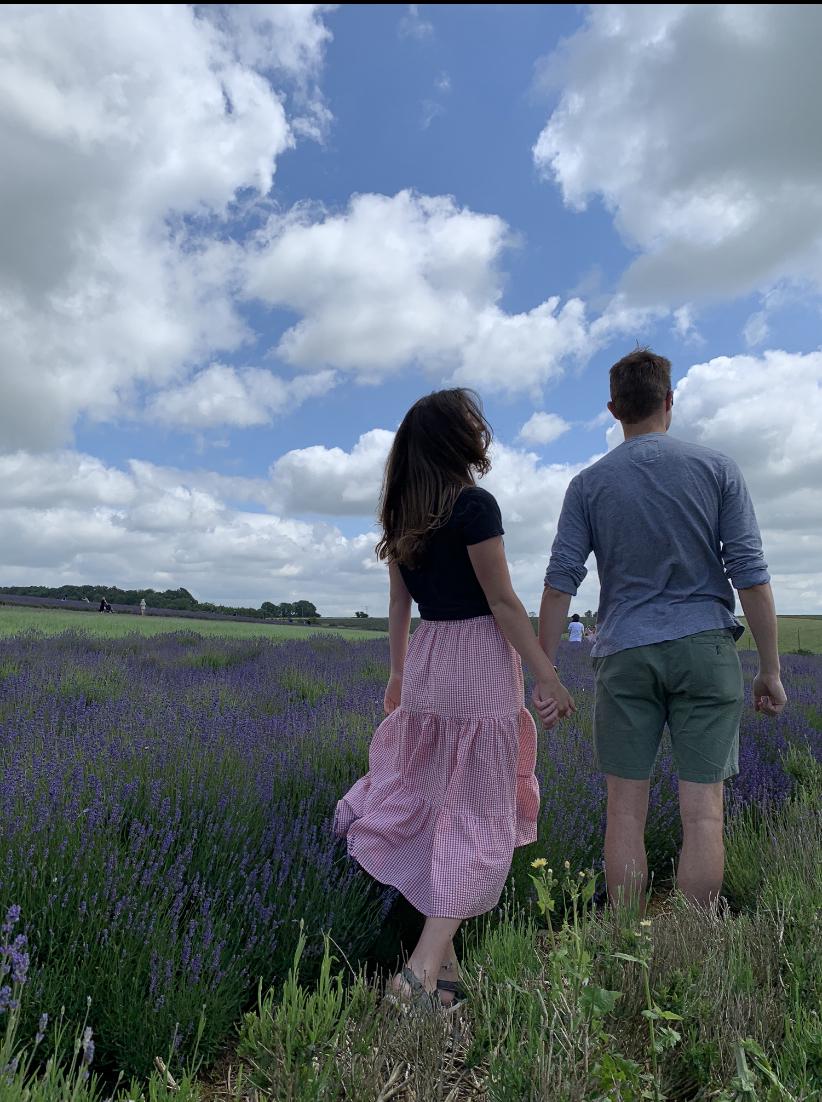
224, 764, 822, 1101
0, 605, 385, 641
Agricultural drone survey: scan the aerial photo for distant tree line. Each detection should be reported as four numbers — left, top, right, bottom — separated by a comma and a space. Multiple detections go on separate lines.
0, 585, 320, 620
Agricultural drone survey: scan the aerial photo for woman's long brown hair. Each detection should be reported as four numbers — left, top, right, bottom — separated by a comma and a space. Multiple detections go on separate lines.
376, 388, 492, 567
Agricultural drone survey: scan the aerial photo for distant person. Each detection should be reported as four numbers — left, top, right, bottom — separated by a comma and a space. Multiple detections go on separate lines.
568, 613, 585, 644
139, 598, 146, 617
585, 620, 598, 643
335, 388, 572, 1011
98, 598, 112, 613
540, 348, 786, 908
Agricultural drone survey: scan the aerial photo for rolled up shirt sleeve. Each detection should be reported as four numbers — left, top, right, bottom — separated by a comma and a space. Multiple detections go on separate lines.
544, 475, 592, 595
719, 461, 770, 589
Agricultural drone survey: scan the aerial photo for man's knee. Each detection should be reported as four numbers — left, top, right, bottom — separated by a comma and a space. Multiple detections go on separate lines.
606, 774, 651, 827
679, 779, 724, 832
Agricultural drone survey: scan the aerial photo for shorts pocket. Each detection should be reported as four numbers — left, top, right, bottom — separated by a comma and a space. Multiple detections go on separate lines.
691, 630, 735, 649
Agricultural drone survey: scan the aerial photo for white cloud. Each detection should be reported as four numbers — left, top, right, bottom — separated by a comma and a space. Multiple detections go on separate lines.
672, 350, 822, 530
264, 431, 598, 611
518, 412, 571, 446
672, 305, 703, 345
3, 347, 821, 617
269, 429, 395, 516
0, 3, 333, 448
399, 5, 433, 40
742, 312, 770, 348
585, 409, 612, 430
246, 190, 642, 395
0, 449, 381, 613
0, 452, 135, 510
421, 71, 452, 129
149, 364, 336, 429
421, 100, 444, 130
606, 349, 822, 603
534, 5, 822, 307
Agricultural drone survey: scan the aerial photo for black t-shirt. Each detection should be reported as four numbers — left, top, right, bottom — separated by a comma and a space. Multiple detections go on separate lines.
398, 486, 504, 620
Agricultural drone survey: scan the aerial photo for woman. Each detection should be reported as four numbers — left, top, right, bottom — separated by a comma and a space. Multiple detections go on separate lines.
335, 389, 574, 1008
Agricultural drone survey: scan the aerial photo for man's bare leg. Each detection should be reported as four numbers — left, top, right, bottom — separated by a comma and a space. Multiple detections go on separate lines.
677, 780, 724, 905
604, 775, 651, 909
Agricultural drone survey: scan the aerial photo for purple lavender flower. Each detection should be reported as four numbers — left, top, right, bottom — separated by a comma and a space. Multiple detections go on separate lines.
1, 906, 21, 939
0, 628, 816, 1080
81, 1025, 95, 1066
35, 1012, 48, 1044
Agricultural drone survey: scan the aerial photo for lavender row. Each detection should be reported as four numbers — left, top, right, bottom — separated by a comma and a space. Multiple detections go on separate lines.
0, 629, 818, 1078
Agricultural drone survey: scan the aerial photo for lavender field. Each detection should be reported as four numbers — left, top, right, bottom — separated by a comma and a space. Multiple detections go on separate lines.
1, 628, 820, 1087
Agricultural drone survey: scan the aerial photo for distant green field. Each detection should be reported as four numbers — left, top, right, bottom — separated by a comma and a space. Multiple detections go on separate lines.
737, 615, 822, 655
316, 616, 393, 632
0, 605, 385, 641
1, 605, 817, 652
290, 613, 822, 654
283, 613, 822, 653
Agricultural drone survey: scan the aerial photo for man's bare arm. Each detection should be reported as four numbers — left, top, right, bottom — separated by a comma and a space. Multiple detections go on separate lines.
539, 585, 572, 666
737, 582, 787, 716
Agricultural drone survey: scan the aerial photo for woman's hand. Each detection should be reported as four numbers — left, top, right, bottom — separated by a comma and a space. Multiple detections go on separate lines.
533, 678, 575, 726
384, 672, 403, 715
531, 687, 559, 728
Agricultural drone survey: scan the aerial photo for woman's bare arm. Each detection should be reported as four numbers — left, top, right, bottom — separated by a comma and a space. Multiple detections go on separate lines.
468, 537, 575, 718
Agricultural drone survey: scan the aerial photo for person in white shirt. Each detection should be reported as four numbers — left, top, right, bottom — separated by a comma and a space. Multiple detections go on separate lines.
568, 614, 585, 643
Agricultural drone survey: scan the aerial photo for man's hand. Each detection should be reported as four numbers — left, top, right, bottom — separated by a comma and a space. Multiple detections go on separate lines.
384, 673, 402, 715
752, 671, 787, 717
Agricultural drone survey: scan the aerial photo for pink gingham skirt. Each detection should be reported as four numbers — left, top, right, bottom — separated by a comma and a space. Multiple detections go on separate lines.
334, 615, 539, 919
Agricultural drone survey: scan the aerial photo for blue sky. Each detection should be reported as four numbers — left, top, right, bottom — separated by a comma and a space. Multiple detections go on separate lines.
76, 4, 636, 475
2, 4, 821, 613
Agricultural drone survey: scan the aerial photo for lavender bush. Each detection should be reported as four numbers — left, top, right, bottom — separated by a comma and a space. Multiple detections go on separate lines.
0, 629, 818, 1080
0, 631, 392, 1075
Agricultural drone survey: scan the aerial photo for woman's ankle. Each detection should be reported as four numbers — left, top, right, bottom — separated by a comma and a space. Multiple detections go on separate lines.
406, 957, 441, 991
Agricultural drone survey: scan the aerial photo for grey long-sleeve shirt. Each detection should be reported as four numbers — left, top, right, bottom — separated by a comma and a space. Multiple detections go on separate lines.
544, 433, 770, 657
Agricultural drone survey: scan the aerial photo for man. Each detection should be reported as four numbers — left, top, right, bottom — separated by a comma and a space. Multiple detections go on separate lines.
539, 348, 787, 907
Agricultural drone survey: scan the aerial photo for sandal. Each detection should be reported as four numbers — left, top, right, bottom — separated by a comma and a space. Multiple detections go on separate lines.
436, 978, 467, 1008
384, 966, 439, 1013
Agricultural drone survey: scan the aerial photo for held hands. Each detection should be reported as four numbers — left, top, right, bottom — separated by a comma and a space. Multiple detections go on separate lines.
531, 677, 575, 730
384, 672, 403, 715
753, 671, 787, 717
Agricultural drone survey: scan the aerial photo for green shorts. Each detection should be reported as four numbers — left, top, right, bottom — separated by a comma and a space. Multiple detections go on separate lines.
593, 630, 743, 784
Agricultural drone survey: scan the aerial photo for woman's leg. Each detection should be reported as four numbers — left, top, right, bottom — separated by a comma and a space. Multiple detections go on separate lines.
440, 938, 459, 975
393, 916, 461, 995
437, 936, 462, 1006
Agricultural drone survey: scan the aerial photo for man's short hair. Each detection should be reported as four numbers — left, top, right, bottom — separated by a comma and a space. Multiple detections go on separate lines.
609, 348, 672, 424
